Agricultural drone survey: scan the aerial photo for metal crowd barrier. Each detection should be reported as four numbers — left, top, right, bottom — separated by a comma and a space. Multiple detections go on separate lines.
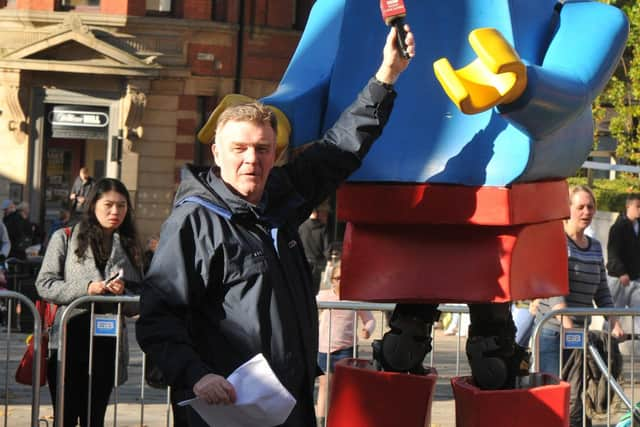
0, 289, 42, 427
532, 307, 640, 427
55, 294, 171, 427
17, 295, 640, 427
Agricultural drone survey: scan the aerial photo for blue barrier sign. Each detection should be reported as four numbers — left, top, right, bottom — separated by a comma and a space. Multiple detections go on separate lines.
94, 315, 119, 337
562, 329, 584, 349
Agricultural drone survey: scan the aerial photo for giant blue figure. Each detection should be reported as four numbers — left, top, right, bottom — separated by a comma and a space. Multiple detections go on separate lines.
262, 0, 628, 187
199, 0, 629, 423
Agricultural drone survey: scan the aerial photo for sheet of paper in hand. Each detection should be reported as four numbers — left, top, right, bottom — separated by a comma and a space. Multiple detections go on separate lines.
179, 353, 296, 427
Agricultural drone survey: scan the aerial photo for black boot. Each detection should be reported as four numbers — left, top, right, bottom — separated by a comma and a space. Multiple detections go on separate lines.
466, 303, 530, 389
373, 304, 440, 374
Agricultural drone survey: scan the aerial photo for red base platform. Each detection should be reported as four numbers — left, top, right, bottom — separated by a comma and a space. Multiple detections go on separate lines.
340, 220, 568, 303
328, 359, 437, 427
337, 181, 570, 303
451, 374, 570, 427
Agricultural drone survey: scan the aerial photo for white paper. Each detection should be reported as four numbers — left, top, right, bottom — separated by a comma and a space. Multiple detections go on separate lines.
178, 353, 296, 427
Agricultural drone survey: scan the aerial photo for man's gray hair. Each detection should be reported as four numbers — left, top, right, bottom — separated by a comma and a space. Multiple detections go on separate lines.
214, 102, 278, 142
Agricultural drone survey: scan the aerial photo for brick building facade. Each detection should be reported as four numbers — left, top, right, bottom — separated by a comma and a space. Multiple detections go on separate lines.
0, 0, 313, 240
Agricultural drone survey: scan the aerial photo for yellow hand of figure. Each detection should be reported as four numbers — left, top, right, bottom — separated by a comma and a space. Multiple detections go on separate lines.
433, 28, 527, 114
197, 94, 291, 162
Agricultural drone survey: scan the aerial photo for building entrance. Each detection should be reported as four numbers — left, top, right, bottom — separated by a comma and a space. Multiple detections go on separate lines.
42, 104, 109, 230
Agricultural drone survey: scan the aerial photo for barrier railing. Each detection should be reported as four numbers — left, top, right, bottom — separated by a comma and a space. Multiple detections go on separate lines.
55, 294, 171, 427
18, 296, 640, 426
0, 289, 42, 427
532, 307, 640, 427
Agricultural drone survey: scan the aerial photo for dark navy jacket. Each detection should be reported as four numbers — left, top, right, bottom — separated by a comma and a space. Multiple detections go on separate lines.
135, 78, 395, 425
606, 212, 640, 280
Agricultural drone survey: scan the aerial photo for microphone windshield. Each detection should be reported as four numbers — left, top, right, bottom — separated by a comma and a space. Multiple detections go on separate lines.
380, 0, 407, 25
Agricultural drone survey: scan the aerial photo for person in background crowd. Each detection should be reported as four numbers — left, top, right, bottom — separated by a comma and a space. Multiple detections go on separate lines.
136, 26, 415, 427
69, 167, 96, 219
0, 221, 10, 261
43, 209, 71, 251
143, 235, 159, 274
4, 202, 34, 260
606, 193, 640, 333
299, 200, 331, 290
511, 299, 539, 347
0, 201, 11, 325
537, 185, 624, 427
36, 178, 143, 427
315, 257, 375, 424
1, 199, 15, 219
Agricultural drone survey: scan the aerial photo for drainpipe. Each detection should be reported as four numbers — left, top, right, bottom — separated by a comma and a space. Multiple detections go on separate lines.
234, 0, 246, 93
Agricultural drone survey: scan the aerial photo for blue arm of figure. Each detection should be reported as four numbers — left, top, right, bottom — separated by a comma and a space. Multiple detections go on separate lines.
499, 2, 629, 139
260, 0, 346, 148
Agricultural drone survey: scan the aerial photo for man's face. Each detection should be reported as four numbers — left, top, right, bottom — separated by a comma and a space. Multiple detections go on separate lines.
212, 120, 276, 204
627, 199, 640, 222
80, 170, 89, 181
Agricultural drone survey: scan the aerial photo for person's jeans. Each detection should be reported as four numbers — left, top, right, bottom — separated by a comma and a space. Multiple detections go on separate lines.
318, 347, 354, 373
538, 328, 561, 376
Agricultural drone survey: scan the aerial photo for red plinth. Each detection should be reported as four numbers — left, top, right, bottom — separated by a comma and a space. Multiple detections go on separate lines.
328, 359, 437, 427
451, 374, 570, 427
337, 180, 570, 303
340, 220, 568, 303
337, 180, 569, 226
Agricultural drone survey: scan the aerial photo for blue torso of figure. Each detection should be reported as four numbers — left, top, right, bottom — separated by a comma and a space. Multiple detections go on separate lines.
262, 0, 628, 186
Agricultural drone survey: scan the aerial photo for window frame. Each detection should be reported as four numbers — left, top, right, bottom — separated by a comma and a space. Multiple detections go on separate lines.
56, 0, 101, 12
145, 0, 175, 17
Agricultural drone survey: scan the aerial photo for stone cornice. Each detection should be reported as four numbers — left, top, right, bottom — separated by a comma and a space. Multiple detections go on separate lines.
0, 59, 160, 76
0, 14, 161, 76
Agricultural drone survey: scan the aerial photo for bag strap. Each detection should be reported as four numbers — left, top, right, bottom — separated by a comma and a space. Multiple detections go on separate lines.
42, 227, 71, 329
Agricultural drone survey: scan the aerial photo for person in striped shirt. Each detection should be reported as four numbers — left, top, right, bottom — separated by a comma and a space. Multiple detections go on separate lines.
537, 185, 624, 427
537, 185, 624, 375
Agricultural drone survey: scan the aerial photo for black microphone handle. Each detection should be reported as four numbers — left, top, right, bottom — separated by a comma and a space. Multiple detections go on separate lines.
391, 17, 410, 59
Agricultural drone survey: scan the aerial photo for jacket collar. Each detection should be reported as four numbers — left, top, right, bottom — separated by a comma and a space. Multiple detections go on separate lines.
175, 164, 305, 229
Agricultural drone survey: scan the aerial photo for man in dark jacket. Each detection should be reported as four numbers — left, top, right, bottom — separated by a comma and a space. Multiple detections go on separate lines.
69, 167, 95, 217
136, 27, 414, 426
607, 193, 640, 331
298, 200, 331, 290
4, 202, 33, 260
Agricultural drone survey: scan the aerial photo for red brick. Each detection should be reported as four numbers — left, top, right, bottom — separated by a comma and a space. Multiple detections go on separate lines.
187, 43, 235, 77
246, 33, 300, 58
183, 0, 211, 20
16, 0, 54, 10
212, 0, 229, 21
267, 0, 294, 28
252, 0, 267, 26
100, 0, 145, 16
244, 56, 290, 81
178, 95, 198, 111
177, 118, 196, 136
127, 0, 145, 16
175, 143, 195, 160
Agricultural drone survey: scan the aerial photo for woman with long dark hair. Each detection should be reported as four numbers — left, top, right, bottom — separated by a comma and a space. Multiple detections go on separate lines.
36, 178, 142, 427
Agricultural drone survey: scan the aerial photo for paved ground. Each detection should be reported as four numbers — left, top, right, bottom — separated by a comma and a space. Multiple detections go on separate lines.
0, 317, 633, 426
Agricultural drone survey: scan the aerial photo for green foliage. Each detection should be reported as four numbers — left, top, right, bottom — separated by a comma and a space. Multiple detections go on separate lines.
568, 175, 640, 212
594, 0, 640, 161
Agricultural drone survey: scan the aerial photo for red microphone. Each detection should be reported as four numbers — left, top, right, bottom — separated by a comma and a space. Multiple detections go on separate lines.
380, 0, 410, 59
